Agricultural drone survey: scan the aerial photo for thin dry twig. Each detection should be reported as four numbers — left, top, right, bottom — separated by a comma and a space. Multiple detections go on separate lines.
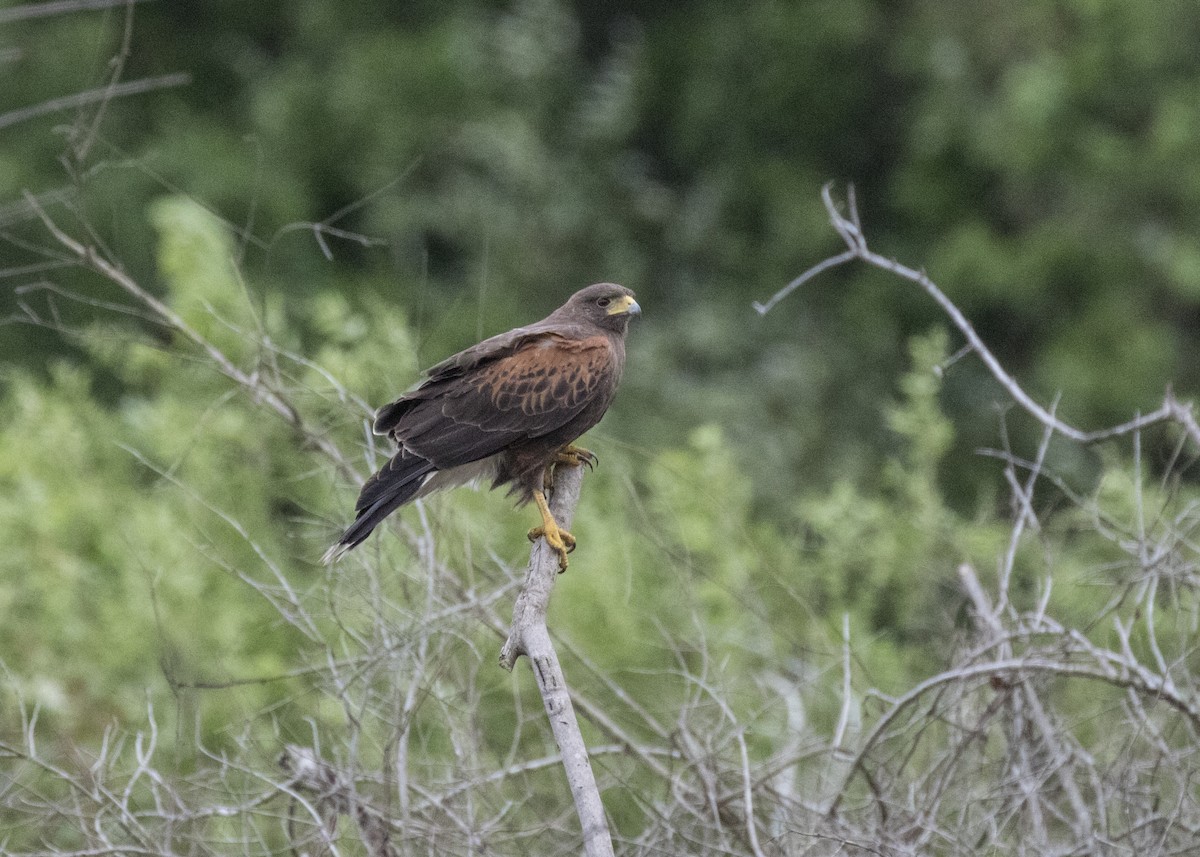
0, 73, 190, 133
0, 0, 151, 25
21, 191, 356, 478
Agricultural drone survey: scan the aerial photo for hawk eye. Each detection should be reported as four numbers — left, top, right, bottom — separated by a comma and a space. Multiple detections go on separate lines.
596, 297, 612, 308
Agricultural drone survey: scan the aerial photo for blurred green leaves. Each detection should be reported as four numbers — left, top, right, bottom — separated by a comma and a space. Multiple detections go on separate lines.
6, 0, 1200, 792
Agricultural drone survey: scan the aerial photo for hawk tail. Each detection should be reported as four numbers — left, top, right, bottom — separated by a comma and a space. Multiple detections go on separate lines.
322, 452, 436, 564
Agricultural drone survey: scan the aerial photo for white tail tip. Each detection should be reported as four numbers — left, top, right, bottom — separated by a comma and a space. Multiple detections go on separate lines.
321, 542, 351, 565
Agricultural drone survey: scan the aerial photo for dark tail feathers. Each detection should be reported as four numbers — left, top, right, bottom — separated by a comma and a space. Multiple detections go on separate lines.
322, 452, 436, 564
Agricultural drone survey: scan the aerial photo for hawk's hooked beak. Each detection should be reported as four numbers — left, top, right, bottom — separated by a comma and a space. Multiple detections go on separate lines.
607, 294, 641, 316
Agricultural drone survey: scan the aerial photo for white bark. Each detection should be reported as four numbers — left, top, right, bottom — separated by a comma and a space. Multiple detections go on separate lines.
500, 463, 614, 857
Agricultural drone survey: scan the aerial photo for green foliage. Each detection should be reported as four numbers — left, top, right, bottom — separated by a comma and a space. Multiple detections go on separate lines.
0, 198, 331, 747
0, 363, 294, 742
794, 332, 989, 687
894, 0, 1200, 423
556, 423, 791, 668
9, 0, 1200, 508
7, 1, 1200, 849
148, 196, 250, 356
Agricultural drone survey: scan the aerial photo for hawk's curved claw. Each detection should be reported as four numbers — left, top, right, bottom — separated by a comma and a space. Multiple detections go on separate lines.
556, 444, 597, 470
544, 444, 599, 491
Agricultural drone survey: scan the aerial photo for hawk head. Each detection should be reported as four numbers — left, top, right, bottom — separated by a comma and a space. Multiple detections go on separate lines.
557, 282, 641, 333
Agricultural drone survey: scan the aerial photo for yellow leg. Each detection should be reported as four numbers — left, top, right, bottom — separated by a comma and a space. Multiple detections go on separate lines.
527, 488, 576, 572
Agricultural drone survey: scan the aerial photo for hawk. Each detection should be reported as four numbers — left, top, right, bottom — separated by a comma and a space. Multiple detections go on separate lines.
322, 283, 640, 570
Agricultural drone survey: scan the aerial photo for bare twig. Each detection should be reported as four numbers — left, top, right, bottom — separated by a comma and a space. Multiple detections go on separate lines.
0, 73, 190, 133
832, 612, 853, 750
755, 183, 1200, 450
996, 399, 1058, 616
21, 191, 357, 479
0, 0, 151, 25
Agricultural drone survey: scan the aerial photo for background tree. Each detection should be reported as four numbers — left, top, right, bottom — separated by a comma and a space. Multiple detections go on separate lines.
4, 0, 1200, 853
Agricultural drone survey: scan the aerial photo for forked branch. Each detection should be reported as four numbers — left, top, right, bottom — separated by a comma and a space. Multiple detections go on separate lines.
755, 183, 1200, 450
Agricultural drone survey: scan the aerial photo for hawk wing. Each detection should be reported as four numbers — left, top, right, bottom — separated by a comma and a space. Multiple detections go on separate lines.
374, 332, 619, 468
323, 282, 637, 564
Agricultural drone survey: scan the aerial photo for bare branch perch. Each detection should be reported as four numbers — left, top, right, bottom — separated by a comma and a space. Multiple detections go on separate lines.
500, 462, 615, 857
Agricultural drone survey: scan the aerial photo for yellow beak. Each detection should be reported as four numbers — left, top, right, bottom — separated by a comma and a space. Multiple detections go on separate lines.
607, 294, 642, 316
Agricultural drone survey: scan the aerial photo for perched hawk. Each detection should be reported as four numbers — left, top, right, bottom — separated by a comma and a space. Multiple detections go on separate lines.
322, 283, 640, 570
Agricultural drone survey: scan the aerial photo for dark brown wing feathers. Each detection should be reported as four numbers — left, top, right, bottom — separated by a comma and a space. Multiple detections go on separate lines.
380, 333, 617, 464
450, 335, 614, 424
324, 283, 637, 563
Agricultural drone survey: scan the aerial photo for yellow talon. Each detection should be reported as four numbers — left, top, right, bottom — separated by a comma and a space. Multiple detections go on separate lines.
543, 444, 598, 490
528, 489, 577, 572
555, 443, 597, 470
